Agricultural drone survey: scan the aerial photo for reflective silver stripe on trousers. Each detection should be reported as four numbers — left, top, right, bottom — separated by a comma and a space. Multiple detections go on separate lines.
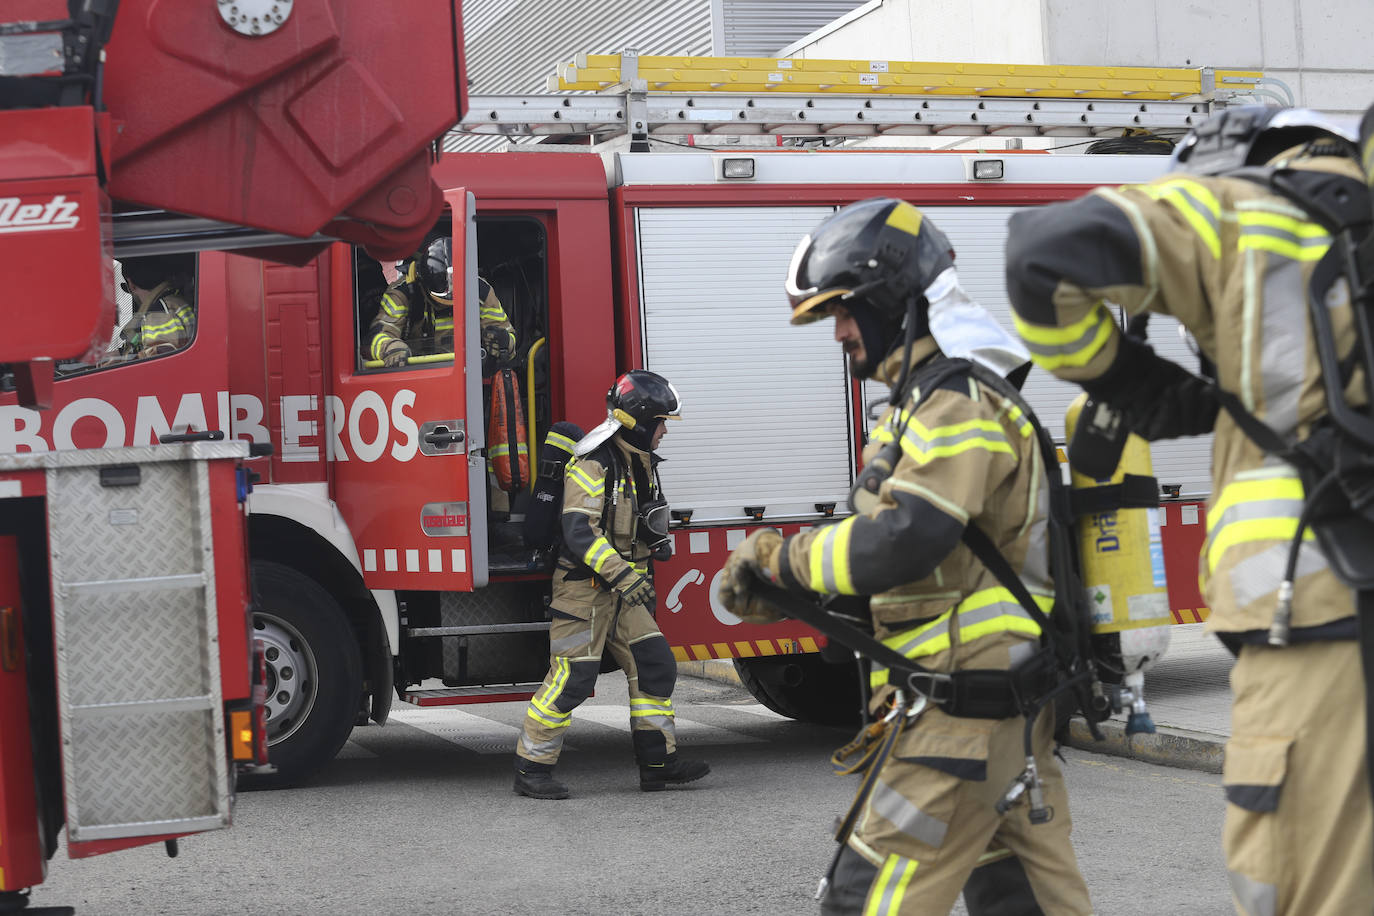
549, 626, 593, 656
517, 733, 564, 759
1228, 869, 1277, 916
1228, 540, 1330, 609
870, 780, 949, 848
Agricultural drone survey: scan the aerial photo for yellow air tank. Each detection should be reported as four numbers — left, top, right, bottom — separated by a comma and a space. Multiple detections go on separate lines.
1064, 393, 1172, 733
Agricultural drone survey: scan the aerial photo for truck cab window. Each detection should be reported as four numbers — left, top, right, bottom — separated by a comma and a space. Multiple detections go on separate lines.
57, 254, 198, 376
354, 218, 458, 372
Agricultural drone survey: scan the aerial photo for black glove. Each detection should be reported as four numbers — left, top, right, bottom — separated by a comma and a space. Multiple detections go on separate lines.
1084, 334, 1219, 441
482, 326, 516, 361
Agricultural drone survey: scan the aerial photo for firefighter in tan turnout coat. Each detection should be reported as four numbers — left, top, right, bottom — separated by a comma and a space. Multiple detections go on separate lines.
718, 198, 1092, 915
513, 370, 710, 799
1003, 107, 1374, 916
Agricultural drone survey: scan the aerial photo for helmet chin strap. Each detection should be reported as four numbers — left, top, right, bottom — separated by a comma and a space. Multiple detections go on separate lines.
888, 295, 927, 405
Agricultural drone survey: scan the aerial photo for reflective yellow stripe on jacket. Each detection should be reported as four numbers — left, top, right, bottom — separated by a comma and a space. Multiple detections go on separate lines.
582, 536, 618, 575
1203, 467, 1315, 575
869, 588, 1051, 688
1236, 210, 1331, 261
566, 460, 604, 497
1142, 177, 1223, 259
1011, 302, 1115, 372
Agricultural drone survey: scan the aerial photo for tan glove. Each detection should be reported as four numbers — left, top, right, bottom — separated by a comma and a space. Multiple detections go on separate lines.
619, 573, 656, 611
717, 528, 785, 624
381, 339, 411, 367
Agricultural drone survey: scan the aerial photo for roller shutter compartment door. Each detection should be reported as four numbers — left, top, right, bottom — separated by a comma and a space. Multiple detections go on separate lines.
635, 205, 853, 524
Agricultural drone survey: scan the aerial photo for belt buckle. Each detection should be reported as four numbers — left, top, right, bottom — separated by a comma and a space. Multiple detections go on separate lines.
904, 670, 953, 704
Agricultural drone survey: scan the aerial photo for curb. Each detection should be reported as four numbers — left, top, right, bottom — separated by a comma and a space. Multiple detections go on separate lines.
679, 658, 743, 687
1064, 718, 1224, 774
680, 661, 1226, 774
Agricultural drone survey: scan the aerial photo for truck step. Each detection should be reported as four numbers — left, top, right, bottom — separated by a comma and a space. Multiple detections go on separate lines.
403, 683, 544, 706
406, 622, 550, 638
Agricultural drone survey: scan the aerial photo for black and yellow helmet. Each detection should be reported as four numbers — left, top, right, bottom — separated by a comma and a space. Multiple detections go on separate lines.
784, 197, 954, 328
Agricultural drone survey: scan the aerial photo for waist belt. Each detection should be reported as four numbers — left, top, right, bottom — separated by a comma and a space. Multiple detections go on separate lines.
752, 581, 1053, 720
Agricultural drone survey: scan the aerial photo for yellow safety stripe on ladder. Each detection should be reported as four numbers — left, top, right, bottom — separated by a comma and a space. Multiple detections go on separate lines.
553, 53, 1261, 101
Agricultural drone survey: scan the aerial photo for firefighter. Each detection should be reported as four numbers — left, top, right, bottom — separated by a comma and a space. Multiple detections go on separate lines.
717, 198, 1092, 915
513, 370, 711, 799
1003, 106, 1374, 915
367, 235, 516, 367
114, 254, 196, 361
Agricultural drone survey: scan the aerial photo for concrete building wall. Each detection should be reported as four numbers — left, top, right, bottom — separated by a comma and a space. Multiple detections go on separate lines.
784, 0, 1374, 116
1042, 0, 1374, 116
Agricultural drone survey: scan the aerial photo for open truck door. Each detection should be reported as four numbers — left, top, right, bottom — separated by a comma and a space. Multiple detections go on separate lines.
331, 190, 487, 592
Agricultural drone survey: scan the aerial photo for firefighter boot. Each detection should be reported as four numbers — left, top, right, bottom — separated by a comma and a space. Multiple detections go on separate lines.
514, 760, 570, 800
639, 753, 710, 792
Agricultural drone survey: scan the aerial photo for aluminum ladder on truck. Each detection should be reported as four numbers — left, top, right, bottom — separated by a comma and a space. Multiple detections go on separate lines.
15, 441, 248, 844
451, 51, 1271, 148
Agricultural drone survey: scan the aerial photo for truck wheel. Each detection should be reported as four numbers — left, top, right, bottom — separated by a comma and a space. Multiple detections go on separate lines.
733, 655, 861, 727
249, 560, 362, 786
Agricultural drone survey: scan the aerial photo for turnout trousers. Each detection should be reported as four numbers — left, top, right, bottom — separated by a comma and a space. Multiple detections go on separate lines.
1224, 640, 1373, 916
822, 706, 1092, 916
516, 576, 678, 767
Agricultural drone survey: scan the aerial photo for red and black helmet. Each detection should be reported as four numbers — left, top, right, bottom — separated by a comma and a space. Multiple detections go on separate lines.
608, 369, 682, 430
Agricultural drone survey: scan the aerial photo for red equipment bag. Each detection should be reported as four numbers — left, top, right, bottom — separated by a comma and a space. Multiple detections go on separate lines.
487, 369, 529, 492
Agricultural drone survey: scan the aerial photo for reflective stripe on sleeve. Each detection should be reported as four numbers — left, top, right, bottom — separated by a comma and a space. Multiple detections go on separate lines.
1011, 302, 1116, 371
583, 537, 618, 575
380, 290, 407, 318
807, 516, 857, 594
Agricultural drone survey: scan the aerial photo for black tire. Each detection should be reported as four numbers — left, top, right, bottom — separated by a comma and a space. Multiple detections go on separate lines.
247, 560, 363, 786
733, 655, 862, 727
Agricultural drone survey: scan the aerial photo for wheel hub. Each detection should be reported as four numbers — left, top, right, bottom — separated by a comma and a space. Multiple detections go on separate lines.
253, 612, 319, 746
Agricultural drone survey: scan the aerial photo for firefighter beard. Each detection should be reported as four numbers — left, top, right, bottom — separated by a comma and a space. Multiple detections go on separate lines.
515, 442, 679, 771
718, 339, 1092, 916
1003, 160, 1374, 915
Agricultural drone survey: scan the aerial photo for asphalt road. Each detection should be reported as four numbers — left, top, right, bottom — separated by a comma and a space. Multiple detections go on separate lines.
30, 675, 1230, 916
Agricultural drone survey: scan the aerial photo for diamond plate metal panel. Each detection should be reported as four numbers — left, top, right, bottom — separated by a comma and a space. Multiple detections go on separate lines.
49, 461, 200, 581
440, 582, 548, 684
47, 450, 231, 841
62, 589, 211, 707
68, 710, 223, 836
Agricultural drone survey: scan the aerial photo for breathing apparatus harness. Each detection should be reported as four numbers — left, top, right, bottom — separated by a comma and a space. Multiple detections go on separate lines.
1206, 162, 1374, 642
559, 439, 671, 581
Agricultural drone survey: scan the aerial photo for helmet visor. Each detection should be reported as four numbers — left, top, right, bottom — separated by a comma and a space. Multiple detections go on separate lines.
785, 233, 852, 324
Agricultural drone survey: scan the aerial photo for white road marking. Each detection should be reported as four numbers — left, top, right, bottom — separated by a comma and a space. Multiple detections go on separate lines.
574, 705, 766, 745
388, 706, 528, 755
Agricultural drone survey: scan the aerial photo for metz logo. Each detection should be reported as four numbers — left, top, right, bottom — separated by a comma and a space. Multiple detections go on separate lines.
0, 194, 80, 234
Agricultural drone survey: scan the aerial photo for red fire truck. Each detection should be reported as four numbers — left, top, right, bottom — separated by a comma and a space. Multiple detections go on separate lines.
2, 55, 1245, 787
1, 0, 465, 908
